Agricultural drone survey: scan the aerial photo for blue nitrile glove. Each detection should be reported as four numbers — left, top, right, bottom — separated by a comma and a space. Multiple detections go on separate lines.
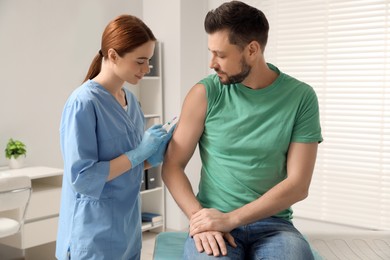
147, 124, 176, 167
125, 124, 168, 168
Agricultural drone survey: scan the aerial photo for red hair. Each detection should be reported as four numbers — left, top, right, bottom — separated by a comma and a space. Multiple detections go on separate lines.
83, 14, 156, 82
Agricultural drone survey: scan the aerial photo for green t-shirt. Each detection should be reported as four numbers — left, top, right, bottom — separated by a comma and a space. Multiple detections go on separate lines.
197, 63, 323, 221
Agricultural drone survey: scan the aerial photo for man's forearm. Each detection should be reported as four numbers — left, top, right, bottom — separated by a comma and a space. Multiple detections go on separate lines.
229, 177, 308, 227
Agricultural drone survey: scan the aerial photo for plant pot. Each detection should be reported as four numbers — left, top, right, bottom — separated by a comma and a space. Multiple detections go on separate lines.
8, 156, 25, 169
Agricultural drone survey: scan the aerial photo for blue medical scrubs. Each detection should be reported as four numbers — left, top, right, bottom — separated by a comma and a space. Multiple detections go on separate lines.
56, 80, 145, 260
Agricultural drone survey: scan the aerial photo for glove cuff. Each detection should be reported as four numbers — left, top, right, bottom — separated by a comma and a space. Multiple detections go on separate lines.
125, 150, 143, 168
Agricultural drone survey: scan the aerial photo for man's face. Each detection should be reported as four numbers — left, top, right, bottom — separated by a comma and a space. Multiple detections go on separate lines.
208, 30, 251, 84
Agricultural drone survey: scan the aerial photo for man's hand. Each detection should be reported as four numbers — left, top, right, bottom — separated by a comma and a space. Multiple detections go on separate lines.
190, 208, 236, 236
193, 231, 237, 256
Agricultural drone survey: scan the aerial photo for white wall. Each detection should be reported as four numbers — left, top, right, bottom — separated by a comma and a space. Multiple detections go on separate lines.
142, 0, 209, 230
0, 0, 142, 167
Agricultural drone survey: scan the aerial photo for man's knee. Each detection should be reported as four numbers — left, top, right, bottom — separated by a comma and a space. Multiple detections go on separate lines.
255, 232, 314, 260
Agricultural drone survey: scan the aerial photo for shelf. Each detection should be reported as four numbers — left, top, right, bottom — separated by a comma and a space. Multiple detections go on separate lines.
141, 186, 163, 195
142, 222, 164, 232
142, 222, 152, 231
143, 76, 160, 80
140, 41, 165, 233
144, 114, 161, 119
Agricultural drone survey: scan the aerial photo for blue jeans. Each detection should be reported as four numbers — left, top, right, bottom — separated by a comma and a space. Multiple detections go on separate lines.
183, 217, 314, 260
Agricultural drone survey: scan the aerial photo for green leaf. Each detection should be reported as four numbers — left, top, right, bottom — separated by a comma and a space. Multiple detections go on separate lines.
4, 138, 27, 159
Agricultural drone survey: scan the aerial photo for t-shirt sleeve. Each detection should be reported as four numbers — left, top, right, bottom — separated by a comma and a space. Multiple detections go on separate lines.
60, 98, 110, 199
199, 74, 219, 113
291, 87, 323, 143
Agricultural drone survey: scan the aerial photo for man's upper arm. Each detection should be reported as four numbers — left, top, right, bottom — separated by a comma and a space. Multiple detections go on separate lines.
165, 83, 207, 169
286, 142, 318, 192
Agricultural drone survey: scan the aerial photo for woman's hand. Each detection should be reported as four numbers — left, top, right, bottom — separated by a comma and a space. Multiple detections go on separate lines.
125, 124, 167, 168
147, 124, 176, 167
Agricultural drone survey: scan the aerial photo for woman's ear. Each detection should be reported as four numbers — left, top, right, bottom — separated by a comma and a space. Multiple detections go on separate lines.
107, 48, 118, 63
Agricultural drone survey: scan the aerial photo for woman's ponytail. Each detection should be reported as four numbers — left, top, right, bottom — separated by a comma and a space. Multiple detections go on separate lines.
83, 51, 103, 83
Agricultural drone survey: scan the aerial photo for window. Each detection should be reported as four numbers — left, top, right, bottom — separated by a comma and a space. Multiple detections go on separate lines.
250, 0, 390, 230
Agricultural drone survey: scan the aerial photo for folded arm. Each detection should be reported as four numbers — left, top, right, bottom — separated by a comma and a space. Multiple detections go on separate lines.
189, 141, 318, 236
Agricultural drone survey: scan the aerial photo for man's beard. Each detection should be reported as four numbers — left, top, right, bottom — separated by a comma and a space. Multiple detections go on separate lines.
216, 57, 251, 84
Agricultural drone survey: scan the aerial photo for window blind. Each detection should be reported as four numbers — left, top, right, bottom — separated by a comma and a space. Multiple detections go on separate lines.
246, 0, 390, 230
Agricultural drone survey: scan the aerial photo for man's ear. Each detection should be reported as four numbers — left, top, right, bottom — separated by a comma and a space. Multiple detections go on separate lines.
107, 48, 118, 63
247, 41, 260, 57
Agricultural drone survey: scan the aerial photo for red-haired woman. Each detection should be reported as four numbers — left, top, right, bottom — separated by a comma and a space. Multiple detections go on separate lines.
56, 14, 173, 260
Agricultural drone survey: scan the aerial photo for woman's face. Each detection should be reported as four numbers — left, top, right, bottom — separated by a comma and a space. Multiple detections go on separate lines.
114, 40, 156, 85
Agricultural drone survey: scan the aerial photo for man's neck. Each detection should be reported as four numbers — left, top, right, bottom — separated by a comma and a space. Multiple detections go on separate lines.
242, 62, 278, 90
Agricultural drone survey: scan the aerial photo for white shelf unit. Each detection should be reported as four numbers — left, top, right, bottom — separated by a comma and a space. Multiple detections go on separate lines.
125, 41, 165, 233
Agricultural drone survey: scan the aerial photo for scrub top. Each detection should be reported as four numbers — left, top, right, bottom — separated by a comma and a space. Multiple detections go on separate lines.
56, 80, 145, 260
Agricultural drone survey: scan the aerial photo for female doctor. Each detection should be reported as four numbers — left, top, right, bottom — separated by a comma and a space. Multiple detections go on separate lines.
56, 14, 172, 260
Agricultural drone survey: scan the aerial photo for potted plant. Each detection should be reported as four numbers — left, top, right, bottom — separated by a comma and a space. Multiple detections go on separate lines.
5, 138, 27, 169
